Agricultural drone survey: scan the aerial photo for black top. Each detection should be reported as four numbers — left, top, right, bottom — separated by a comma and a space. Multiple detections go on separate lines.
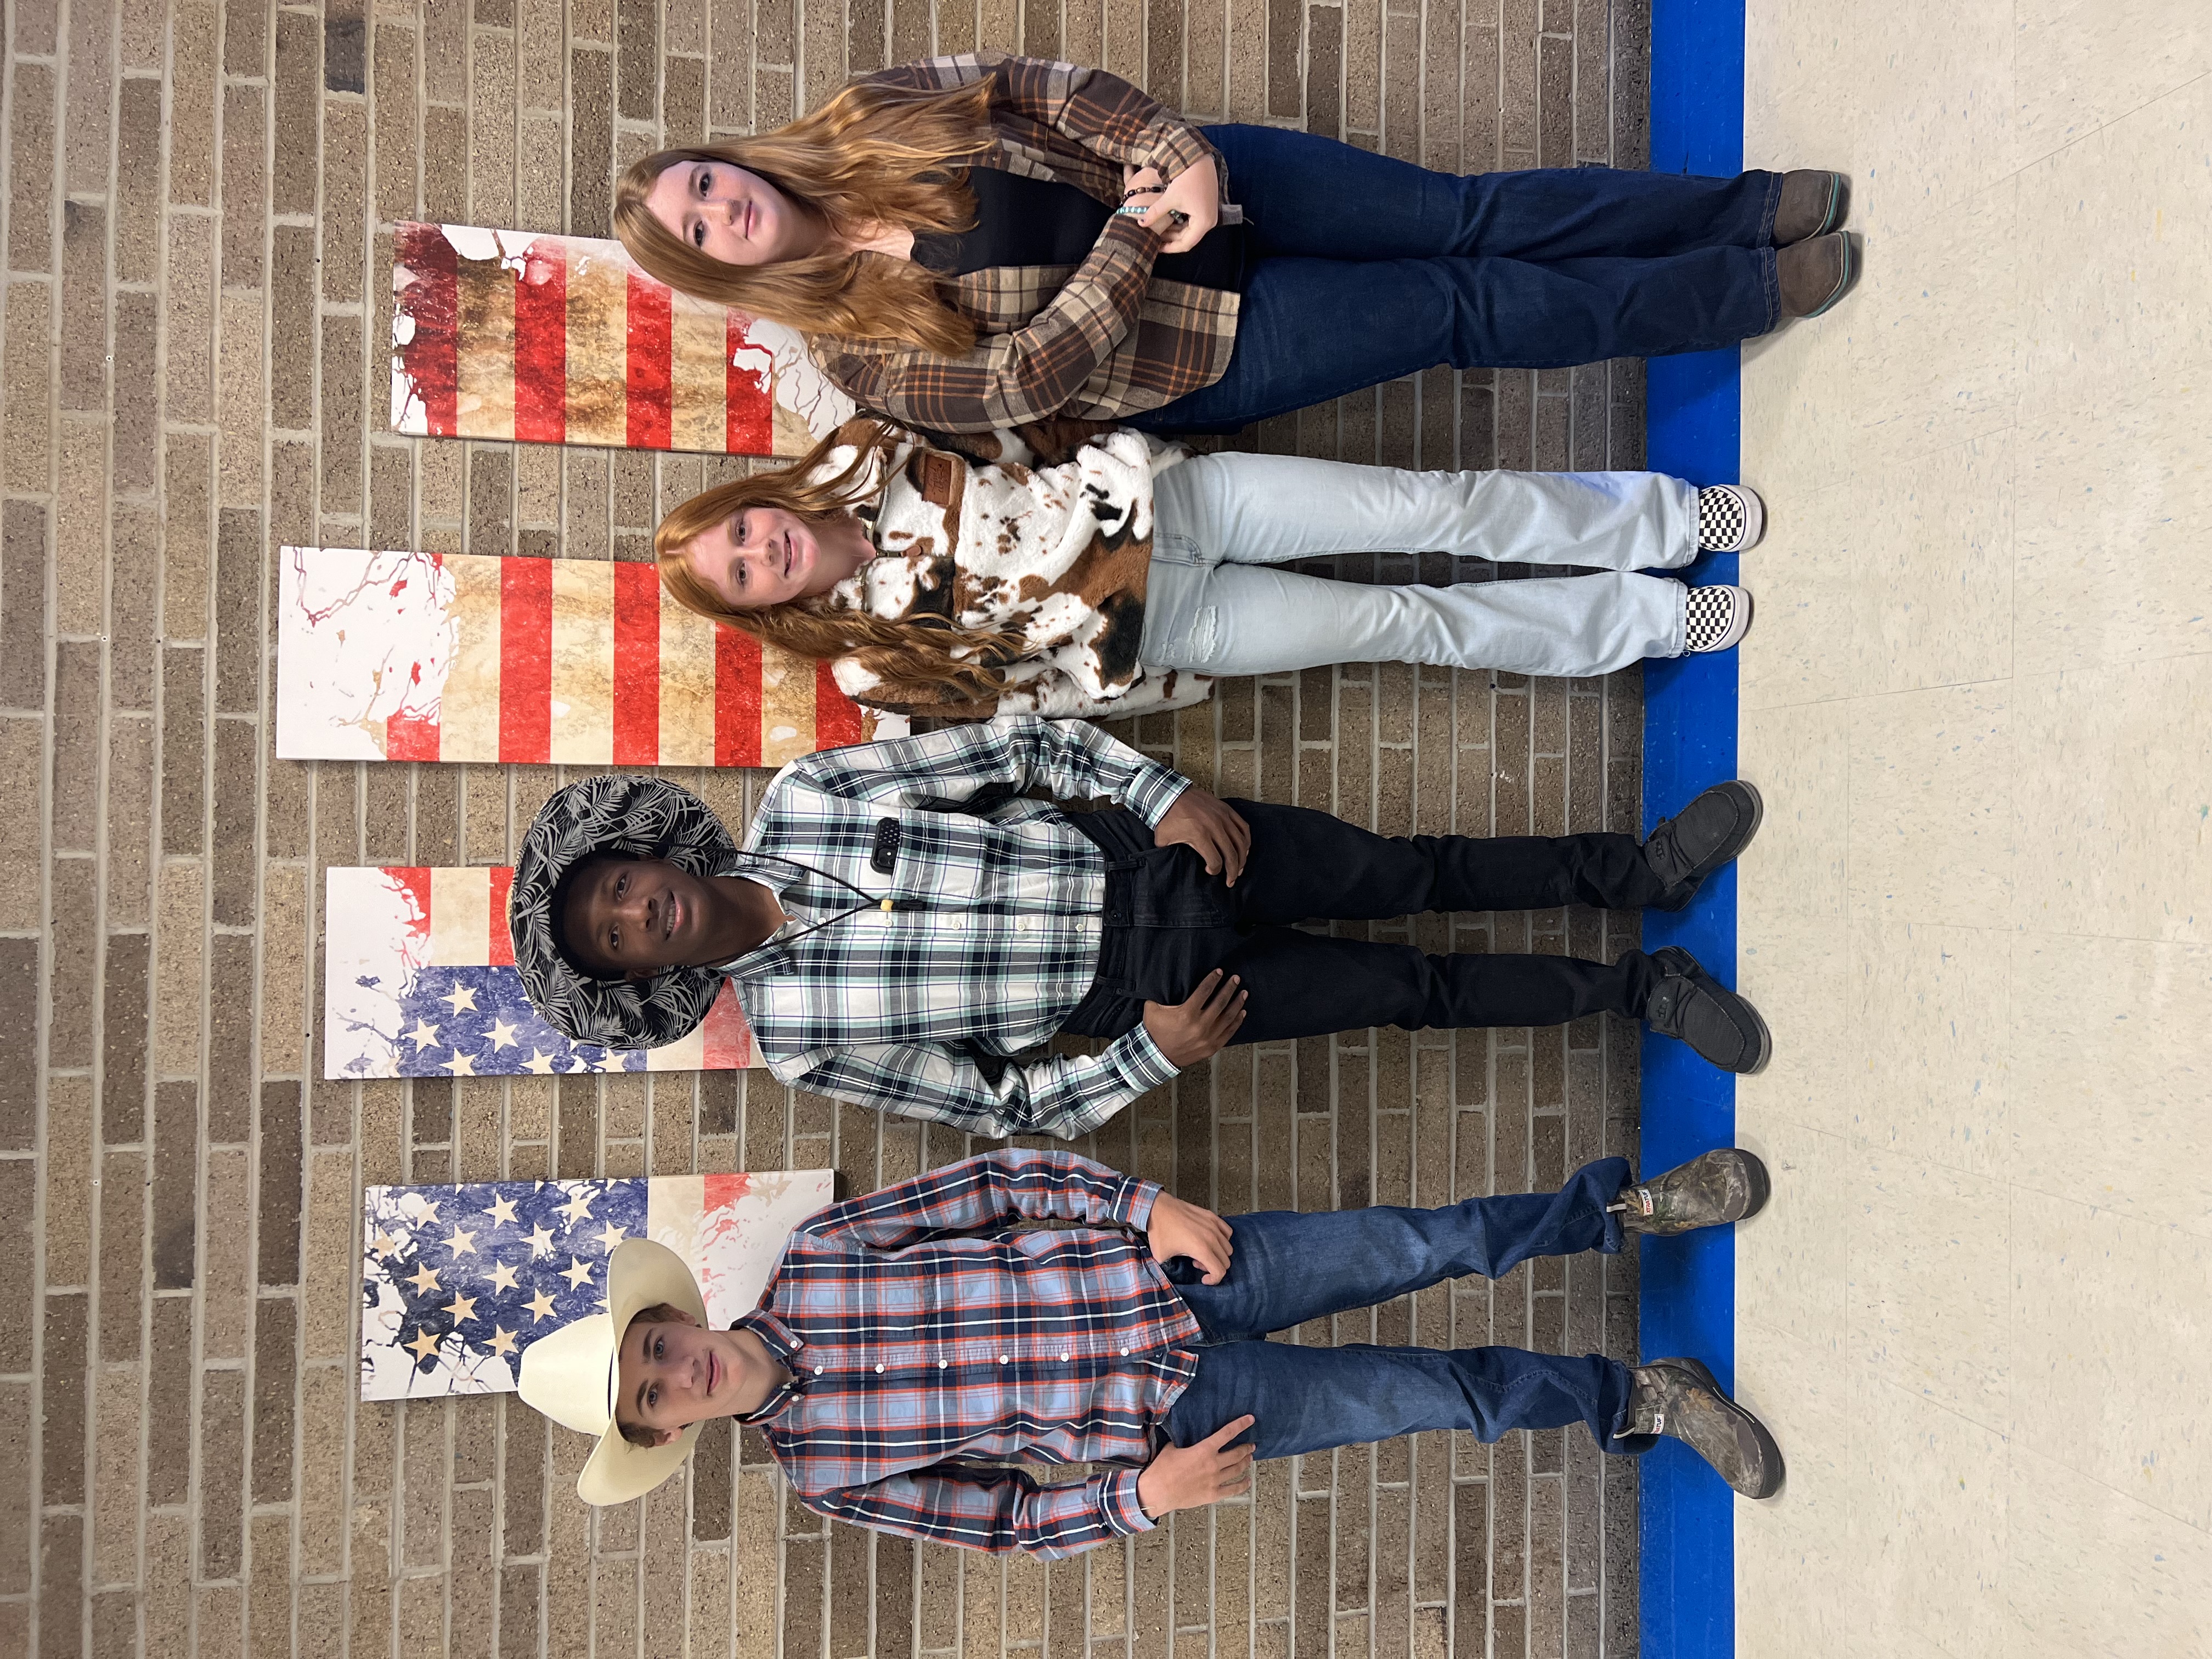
911, 166, 1254, 293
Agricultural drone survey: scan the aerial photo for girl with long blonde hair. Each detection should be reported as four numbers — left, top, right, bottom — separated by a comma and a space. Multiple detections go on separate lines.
654, 420, 1767, 723
614, 53, 1859, 441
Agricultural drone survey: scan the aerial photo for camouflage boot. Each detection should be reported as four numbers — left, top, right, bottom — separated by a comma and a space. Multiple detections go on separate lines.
1619, 1358, 1785, 1499
1614, 1149, 1770, 1235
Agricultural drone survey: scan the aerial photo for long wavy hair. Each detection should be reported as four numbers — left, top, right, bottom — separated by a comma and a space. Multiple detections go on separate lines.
614, 78, 993, 353
654, 422, 1026, 708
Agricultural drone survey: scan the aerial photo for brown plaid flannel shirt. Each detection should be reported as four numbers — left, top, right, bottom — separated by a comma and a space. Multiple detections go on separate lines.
806, 53, 1244, 434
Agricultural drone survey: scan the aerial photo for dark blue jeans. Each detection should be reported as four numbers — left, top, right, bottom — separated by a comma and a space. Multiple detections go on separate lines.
1129, 125, 1784, 432
1160, 1157, 1640, 1458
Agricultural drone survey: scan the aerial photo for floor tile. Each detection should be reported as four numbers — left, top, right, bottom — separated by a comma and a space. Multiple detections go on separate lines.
1733, 1317, 1854, 1659
1847, 682, 2013, 926
2010, 660, 2212, 943
1847, 917, 2012, 1177
2013, 380, 2212, 675
1734, 1115, 1849, 1346
1999, 1443, 2212, 1657
2019, 74, 2212, 416
1842, 1375, 2013, 1657
2015, 0, 2212, 164
2008, 1192, 2212, 1531
1846, 1158, 2012, 1431
1999, 932, 2212, 1238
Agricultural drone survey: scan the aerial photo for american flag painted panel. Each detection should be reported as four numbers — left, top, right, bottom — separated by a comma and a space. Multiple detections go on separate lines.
323, 864, 763, 1080
390, 222, 856, 458
275, 545, 879, 765
359, 1169, 836, 1400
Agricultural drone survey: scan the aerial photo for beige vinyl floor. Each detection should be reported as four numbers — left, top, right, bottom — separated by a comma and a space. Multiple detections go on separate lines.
1730, 1, 2212, 1652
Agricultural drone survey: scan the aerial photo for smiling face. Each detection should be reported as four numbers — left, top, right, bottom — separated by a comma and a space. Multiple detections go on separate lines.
644, 159, 827, 268
615, 1311, 778, 1446
558, 856, 732, 980
680, 504, 874, 610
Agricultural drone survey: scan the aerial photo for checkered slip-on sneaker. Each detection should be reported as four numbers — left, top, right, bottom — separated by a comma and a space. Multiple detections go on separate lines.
1683, 585, 1752, 654
1696, 484, 1765, 551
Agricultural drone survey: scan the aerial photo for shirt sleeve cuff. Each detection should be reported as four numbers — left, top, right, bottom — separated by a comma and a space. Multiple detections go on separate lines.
1107, 1023, 1180, 1097
1119, 765, 1192, 828
1101, 1467, 1156, 1536
1147, 122, 1219, 186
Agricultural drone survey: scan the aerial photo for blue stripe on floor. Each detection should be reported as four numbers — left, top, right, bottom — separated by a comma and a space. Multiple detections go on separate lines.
1639, 1, 1747, 1655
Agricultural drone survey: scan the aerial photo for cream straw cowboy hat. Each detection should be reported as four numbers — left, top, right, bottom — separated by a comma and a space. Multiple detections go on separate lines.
516, 1237, 710, 1506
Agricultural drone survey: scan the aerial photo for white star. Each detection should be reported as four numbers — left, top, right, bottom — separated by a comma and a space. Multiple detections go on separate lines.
481, 1193, 518, 1226
522, 1225, 556, 1260
556, 1188, 597, 1227
596, 1221, 627, 1251
486, 1260, 519, 1294
485, 1018, 521, 1052
522, 1049, 558, 1075
442, 1049, 477, 1077
403, 1020, 441, 1049
559, 1256, 596, 1290
524, 1288, 558, 1323
441, 982, 479, 1014
444, 1226, 478, 1257
442, 1293, 477, 1322
486, 1326, 519, 1357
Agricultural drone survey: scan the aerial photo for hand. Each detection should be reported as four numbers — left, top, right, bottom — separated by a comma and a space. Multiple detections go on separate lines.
1154, 786, 1251, 885
1139, 155, 1220, 253
1137, 1417, 1257, 1520
1121, 163, 1165, 195
1142, 969, 1248, 1068
1146, 1192, 1234, 1283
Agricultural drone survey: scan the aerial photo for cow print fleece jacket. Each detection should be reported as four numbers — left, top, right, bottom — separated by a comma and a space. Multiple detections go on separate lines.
810, 419, 1214, 723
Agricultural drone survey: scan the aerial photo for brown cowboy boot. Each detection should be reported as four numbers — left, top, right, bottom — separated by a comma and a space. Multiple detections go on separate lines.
1773, 170, 1851, 245
1614, 1148, 1771, 1235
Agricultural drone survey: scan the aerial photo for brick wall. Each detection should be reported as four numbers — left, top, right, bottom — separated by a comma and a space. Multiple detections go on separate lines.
0, 2, 1648, 1655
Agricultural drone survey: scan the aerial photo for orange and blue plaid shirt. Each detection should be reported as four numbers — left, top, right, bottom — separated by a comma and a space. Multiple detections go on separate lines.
736, 1151, 1204, 1558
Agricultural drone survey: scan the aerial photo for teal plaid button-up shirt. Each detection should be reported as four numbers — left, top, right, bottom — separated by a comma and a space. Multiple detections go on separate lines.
721, 718, 1190, 1138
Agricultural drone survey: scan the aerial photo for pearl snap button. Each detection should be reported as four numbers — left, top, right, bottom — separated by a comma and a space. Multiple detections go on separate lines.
1059, 1353, 1070, 1362
875, 1364, 885, 1373
1119, 1347, 1130, 1356
814, 1366, 825, 1375
938, 1360, 948, 1369
998, 1355, 1009, 1364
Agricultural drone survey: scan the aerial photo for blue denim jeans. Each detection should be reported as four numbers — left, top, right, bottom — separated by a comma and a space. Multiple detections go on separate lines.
1142, 452, 1700, 676
1160, 1157, 1640, 1458
1129, 125, 1784, 432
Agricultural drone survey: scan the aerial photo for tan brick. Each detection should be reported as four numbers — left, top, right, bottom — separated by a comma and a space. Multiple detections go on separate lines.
200, 1147, 253, 1361
218, 291, 267, 505
91, 1366, 143, 1585
154, 860, 205, 1074
301, 1149, 358, 1363
53, 421, 108, 635
44, 1073, 95, 1286
3, 280, 52, 488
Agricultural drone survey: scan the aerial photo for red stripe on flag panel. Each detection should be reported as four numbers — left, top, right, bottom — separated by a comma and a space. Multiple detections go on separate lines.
702, 1169, 755, 1210
498, 558, 554, 763
726, 311, 773, 455
512, 239, 568, 444
387, 866, 434, 941
392, 224, 460, 438
814, 659, 865, 750
624, 270, 674, 450
714, 624, 761, 768
487, 867, 516, 967
383, 707, 441, 761
611, 561, 662, 765
699, 986, 756, 1070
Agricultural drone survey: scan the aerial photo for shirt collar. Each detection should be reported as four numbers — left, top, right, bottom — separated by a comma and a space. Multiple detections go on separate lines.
728, 1308, 806, 1426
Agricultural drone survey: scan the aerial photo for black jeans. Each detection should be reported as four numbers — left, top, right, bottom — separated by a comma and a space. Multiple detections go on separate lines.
1128, 126, 1782, 432
1059, 801, 1666, 1045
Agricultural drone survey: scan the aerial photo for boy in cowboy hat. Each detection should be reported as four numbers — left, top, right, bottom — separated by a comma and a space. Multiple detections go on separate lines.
507, 717, 1768, 1138
517, 1147, 1782, 1549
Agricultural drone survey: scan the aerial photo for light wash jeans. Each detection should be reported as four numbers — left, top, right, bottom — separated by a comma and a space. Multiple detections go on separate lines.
1141, 452, 1701, 678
